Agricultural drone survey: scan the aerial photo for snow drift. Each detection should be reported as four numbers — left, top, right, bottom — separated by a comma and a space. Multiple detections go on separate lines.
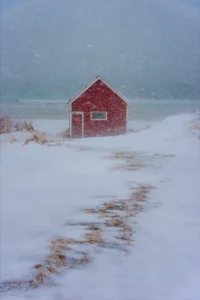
0, 113, 200, 300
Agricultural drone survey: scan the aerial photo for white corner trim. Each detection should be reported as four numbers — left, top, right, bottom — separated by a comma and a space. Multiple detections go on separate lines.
126, 102, 128, 134
69, 104, 72, 138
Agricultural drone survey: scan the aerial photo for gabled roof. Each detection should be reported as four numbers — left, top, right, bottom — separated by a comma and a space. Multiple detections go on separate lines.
68, 76, 129, 105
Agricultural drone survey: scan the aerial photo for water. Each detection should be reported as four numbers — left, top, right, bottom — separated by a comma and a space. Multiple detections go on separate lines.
0, 99, 200, 121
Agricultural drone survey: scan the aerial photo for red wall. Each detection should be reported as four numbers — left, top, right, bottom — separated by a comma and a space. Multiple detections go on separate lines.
71, 79, 127, 137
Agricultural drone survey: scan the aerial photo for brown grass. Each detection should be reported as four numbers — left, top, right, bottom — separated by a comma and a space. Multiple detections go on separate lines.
1, 237, 91, 290
28, 226, 103, 286
84, 226, 102, 244
24, 133, 53, 145
109, 152, 144, 171
31, 237, 92, 285
84, 184, 155, 252
0, 117, 159, 293
132, 184, 155, 201
0, 183, 154, 292
109, 151, 175, 172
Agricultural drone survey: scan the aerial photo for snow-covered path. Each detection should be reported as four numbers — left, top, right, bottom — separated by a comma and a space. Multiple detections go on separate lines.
1, 114, 200, 300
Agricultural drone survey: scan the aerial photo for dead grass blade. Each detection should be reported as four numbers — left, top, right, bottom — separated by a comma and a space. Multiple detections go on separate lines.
24, 133, 53, 145
1, 183, 155, 292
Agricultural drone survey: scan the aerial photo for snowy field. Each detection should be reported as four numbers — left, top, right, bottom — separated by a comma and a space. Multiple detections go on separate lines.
1, 113, 200, 300
26, 119, 157, 134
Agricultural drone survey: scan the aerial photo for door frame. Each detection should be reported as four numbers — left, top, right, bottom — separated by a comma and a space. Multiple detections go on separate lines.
70, 111, 84, 138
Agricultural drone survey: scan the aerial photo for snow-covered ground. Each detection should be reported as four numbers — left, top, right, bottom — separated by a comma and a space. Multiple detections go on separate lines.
30, 119, 156, 134
1, 113, 200, 300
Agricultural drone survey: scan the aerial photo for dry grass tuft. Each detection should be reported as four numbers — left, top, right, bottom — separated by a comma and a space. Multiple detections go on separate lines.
105, 218, 126, 228
1, 182, 155, 292
24, 133, 53, 145
119, 226, 132, 232
83, 184, 155, 253
118, 234, 133, 245
30, 236, 92, 286
109, 152, 156, 171
132, 184, 155, 202
28, 185, 153, 288
85, 226, 102, 244
84, 209, 97, 214
109, 151, 176, 172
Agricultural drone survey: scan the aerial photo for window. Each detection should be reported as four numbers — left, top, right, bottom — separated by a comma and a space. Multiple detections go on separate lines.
91, 112, 107, 120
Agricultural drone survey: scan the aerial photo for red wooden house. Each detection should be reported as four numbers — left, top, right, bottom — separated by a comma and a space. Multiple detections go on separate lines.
68, 77, 128, 138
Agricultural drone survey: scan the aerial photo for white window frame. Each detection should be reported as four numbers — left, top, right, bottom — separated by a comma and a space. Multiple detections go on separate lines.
91, 111, 107, 121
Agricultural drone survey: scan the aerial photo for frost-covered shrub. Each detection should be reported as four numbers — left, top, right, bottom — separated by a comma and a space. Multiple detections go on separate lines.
0, 116, 13, 134
0, 116, 34, 134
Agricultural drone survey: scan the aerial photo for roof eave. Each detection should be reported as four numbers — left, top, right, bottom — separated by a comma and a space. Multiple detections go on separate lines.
68, 76, 129, 105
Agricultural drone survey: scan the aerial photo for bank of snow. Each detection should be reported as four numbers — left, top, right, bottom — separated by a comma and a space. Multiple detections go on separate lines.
1, 113, 200, 300
30, 119, 156, 135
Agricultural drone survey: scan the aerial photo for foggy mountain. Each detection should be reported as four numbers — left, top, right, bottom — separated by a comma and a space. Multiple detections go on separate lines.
1, 0, 200, 100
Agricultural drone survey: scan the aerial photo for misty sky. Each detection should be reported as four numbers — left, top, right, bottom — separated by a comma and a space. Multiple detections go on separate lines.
1, 0, 200, 100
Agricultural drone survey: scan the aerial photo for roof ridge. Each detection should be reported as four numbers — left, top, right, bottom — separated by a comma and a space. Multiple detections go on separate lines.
68, 77, 129, 105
